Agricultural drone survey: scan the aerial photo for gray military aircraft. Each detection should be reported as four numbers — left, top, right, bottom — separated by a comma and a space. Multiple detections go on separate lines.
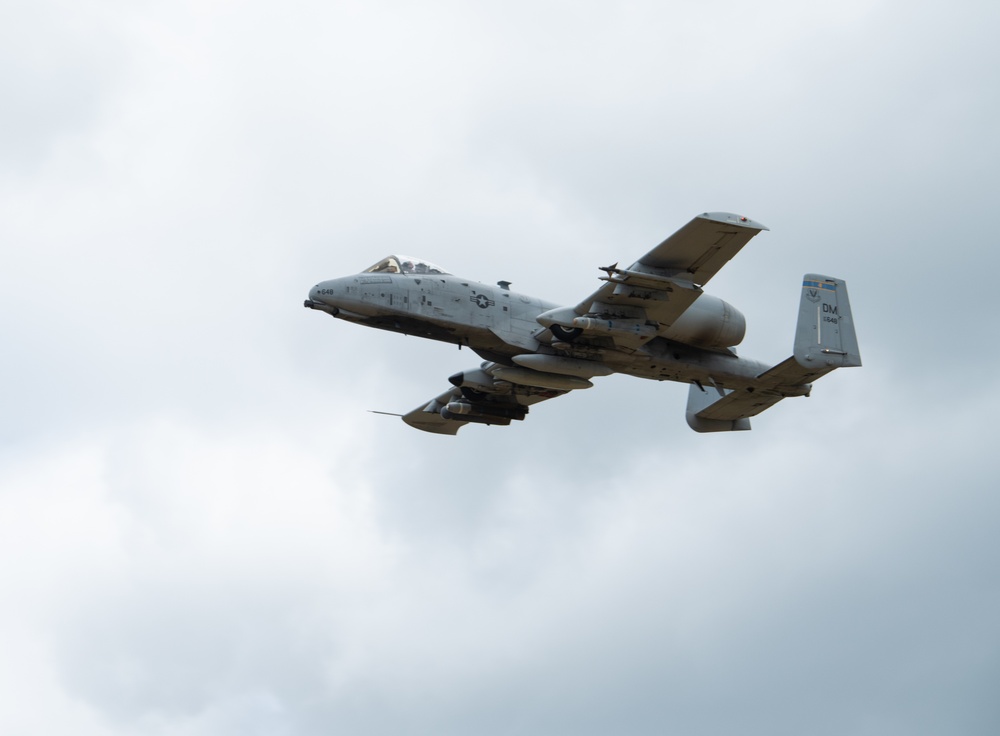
304, 212, 861, 434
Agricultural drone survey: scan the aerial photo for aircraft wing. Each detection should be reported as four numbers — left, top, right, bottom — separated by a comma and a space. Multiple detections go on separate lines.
401, 388, 468, 435
690, 384, 785, 423
559, 212, 768, 350
628, 211, 769, 285
401, 368, 571, 435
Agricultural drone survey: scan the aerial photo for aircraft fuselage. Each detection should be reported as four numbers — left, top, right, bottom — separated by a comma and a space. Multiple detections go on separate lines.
305, 272, 773, 391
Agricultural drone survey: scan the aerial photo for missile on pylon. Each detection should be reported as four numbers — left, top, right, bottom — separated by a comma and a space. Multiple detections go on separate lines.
571, 317, 658, 339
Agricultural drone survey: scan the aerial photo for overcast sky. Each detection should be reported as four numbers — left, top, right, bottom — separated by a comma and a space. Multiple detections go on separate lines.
2, 1, 999, 734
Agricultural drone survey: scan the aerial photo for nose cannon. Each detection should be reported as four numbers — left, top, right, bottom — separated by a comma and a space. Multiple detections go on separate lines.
304, 282, 341, 315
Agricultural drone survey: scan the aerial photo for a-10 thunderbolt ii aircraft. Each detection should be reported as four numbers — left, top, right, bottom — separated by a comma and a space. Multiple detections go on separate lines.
304, 212, 861, 434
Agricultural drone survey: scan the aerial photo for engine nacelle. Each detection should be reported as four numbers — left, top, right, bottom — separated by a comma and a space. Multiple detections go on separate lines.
662, 294, 746, 348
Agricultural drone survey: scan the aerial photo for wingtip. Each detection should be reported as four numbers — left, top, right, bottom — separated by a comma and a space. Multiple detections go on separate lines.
699, 212, 769, 231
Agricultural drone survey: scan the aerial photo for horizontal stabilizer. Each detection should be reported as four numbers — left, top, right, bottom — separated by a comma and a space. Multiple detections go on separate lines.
684, 273, 862, 432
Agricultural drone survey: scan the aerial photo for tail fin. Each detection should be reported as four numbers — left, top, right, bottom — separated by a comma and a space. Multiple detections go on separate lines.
794, 275, 862, 369
683, 274, 861, 432
685, 382, 753, 433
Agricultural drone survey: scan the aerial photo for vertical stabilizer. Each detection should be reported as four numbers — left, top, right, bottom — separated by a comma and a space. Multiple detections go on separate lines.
794, 275, 862, 368
686, 382, 752, 432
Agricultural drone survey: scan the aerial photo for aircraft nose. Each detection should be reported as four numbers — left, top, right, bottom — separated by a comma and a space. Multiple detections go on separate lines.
304, 281, 341, 314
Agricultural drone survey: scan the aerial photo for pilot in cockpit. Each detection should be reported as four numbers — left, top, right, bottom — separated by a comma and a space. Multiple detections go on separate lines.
363, 255, 450, 276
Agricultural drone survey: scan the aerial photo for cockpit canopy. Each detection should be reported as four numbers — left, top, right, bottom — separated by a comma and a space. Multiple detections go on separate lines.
363, 255, 450, 276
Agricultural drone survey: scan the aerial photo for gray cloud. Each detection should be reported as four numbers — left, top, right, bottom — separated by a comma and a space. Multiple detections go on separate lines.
2, 1, 999, 734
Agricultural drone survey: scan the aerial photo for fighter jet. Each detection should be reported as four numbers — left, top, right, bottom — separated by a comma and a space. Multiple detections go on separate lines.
304, 212, 861, 434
